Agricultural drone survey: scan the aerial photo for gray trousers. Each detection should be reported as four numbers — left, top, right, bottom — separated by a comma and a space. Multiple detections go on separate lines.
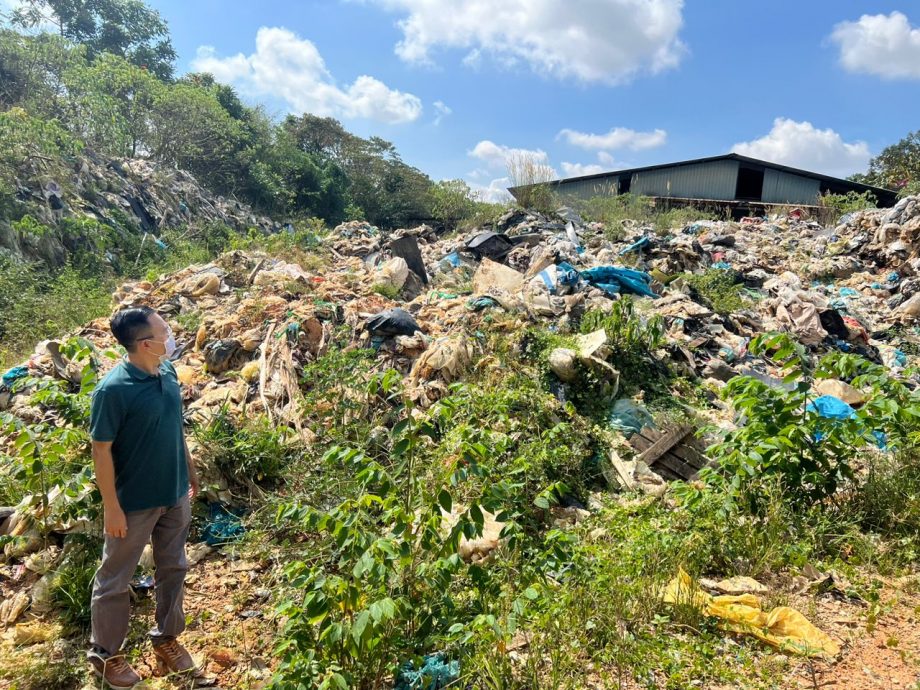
90, 496, 191, 656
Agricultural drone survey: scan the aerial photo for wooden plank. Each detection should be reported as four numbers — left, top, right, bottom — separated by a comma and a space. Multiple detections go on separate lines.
629, 434, 654, 452
606, 450, 636, 490
668, 443, 708, 470
638, 425, 691, 465
652, 452, 696, 480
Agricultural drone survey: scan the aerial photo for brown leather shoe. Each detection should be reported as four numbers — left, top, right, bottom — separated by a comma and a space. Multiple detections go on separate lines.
153, 639, 216, 686
87, 650, 142, 689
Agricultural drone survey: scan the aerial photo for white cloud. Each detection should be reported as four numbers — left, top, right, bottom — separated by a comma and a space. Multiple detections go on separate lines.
831, 11, 920, 80
468, 176, 514, 203
468, 140, 552, 170
558, 126, 667, 151
597, 151, 617, 166
731, 118, 871, 178
366, 0, 686, 84
433, 100, 451, 125
561, 162, 606, 177
192, 27, 422, 124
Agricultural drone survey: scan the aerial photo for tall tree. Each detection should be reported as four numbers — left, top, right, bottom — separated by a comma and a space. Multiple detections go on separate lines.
11, 0, 175, 80
853, 131, 920, 196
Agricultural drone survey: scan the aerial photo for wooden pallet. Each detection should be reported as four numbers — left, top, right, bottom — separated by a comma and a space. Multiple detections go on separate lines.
628, 425, 709, 481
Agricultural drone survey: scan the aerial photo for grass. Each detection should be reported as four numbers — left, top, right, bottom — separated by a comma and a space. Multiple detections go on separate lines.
5, 211, 920, 689
684, 268, 751, 316
575, 194, 720, 239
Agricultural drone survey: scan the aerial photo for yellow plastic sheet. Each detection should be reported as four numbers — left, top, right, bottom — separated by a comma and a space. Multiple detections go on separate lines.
663, 568, 840, 658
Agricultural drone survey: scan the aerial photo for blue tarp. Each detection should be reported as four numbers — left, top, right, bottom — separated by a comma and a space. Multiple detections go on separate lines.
202, 503, 245, 546
581, 266, 658, 298
2, 366, 29, 389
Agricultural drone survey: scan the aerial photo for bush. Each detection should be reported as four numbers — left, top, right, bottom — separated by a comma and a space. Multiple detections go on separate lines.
0, 255, 112, 367
688, 333, 920, 514
576, 194, 718, 239
818, 190, 877, 223
194, 407, 301, 489
684, 268, 749, 315
579, 300, 665, 392
507, 152, 557, 213
51, 536, 101, 632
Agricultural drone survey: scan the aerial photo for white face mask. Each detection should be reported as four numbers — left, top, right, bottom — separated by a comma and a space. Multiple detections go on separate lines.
147, 330, 176, 365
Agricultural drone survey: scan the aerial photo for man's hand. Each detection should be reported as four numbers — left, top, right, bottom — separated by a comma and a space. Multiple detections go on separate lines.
104, 503, 127, 538
188, 471, 200, 500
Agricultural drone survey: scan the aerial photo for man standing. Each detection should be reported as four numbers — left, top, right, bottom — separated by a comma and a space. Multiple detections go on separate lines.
87, 306, 211, 688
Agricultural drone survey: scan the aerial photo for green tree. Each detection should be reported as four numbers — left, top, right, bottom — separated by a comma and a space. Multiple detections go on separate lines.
854, 130, 920, 196
428, 179, 476, 229
11, 0, 176, 79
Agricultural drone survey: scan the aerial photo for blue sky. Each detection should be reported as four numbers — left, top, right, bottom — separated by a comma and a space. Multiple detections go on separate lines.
147, 0, 920, 200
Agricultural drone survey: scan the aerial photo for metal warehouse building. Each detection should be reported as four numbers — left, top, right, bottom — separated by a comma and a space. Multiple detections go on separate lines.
511, 153, 897, 210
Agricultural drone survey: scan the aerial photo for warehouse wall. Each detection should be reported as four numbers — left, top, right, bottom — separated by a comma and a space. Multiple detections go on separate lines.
761, 168, 821, 205
630, 159, 739, 200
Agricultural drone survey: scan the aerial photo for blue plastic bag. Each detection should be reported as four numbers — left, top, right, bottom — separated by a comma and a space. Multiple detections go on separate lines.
581, 266, 658, 298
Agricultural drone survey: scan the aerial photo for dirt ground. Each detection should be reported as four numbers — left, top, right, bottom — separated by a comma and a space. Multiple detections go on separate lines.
0, 545, 278, 690
2, 550, 919, 689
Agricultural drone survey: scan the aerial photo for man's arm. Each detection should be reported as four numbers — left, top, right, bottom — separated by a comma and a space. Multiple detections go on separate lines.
92, 440, 127, 538
183, 435, 199, 499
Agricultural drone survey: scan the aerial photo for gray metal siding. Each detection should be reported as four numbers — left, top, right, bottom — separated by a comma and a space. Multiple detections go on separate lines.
555, 177, 618, 199
761, 169, 821, 205
630, 160, 739, 200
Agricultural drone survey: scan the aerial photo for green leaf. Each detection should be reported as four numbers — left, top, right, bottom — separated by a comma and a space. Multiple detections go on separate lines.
351, 610, 371, 646
437, 489, 452, 514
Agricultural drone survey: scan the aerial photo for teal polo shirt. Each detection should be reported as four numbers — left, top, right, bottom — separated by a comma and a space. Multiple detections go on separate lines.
89, 359, 189, 512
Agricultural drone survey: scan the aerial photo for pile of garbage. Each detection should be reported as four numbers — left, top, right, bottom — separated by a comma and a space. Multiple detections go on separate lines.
0, 150, 281, 266
4, 198, 920, 574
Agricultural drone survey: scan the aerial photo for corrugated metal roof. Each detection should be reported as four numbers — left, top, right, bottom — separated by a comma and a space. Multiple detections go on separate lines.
508, 153, 895, 203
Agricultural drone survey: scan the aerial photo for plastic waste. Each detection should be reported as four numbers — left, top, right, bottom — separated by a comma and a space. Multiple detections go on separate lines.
366, 308, 422, 337
807, 395, 856, 421
394, 653, 460, 690
663, 568, 840, 658
608, 399, 655, 437
1, 366, 29, 389
580, 266, 658, 298
618, 236, 652, 256
465, 232, 514, 261
202, 503, 245, 546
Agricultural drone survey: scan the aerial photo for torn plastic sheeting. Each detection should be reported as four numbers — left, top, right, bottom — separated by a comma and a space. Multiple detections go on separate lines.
465, 231, 514, 261
580, 266, 658, 298
618, 236, 652, 256
467, 296, 500, 311
608, 399, 655, 438
534, 262, 580, 295
388, 234, 429, 285
2, 366, 29, 389
807, 395, 886, 449
394, 653, 459, 690
663, 568, 840, 658
202, 503, 245, 546
366, 308, 422, 337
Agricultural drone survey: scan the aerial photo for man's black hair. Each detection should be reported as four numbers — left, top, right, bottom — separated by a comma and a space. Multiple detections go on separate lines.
110, 306, 155, 352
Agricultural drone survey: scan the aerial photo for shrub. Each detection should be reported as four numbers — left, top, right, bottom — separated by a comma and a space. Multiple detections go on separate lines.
194, 407, 299, 489
579, 300, 665, 392
688, 333, 920, 513
684, 268, 749, 315
51, 536, 101, 631
507, 152, 557, 213
818, 190, 877, 223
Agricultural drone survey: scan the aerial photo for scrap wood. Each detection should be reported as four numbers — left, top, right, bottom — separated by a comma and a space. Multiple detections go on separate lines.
258, 322, 277, 425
